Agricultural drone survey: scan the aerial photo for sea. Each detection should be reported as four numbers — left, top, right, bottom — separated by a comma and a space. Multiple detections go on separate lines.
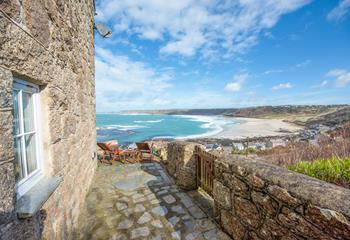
96, 113, 237, 145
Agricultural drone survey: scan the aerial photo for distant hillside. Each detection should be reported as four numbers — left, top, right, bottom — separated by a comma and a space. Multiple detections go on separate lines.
125, 108, 230, 116
126, 105, 348, 120
304, 106, 350, 126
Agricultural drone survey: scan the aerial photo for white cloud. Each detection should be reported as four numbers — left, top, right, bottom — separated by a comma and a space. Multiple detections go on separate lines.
95, 47, 173, 111
96, 0, 312, 58
225, 73, 249, 92
264, 69, 283, 75
272, 82, 293, 90
327, 69, 350, 87
327, 0, 350, 22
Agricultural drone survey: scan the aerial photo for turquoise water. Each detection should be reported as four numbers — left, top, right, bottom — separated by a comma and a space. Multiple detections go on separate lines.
96, 114, 228, 144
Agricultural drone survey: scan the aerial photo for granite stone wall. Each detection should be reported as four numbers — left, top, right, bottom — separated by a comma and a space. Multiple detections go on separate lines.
0, 0, 96, 239
164, 142, 198, 190
213, 156, 350, 239
147, 140, 169, 162
155, 141, 350, 239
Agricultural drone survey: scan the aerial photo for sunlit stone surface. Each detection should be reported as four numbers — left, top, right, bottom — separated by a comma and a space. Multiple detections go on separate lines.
76, 163, 230, 239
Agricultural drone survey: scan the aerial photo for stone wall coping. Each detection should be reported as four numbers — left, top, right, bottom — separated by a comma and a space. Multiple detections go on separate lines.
168, 141, 198, 146
217, 156, 350, 217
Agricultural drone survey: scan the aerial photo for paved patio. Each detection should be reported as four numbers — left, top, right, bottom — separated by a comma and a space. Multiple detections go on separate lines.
76, 162, 231, 240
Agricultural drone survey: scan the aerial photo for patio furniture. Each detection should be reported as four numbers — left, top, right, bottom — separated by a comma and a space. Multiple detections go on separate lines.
136, 142, 153, 161
121, 149, 139, 163
97, 142, 126, 164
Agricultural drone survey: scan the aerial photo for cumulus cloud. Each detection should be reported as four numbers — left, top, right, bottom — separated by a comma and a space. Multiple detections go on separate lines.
327, 69, 350, 87
327, 0, 350, 22
272, 82, 293, 90
96, 0, 312, 58
95, 47, 173, 111
225, 73, 249, 92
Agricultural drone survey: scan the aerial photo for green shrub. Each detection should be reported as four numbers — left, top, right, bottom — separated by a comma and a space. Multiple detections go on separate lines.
288, 157, 350, 188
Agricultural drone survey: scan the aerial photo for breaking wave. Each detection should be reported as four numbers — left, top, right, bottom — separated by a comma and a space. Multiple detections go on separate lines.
134, 119, 164, 123
97, 124, 147, 131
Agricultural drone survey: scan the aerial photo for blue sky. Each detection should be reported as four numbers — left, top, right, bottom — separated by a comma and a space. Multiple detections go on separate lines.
95, 0, 350, 112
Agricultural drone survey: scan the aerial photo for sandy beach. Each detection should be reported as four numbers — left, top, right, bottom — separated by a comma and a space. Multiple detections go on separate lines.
211, 117, 303, 140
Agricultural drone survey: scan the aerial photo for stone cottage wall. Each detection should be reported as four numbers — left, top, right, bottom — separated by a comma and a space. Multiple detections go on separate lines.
213, 156, 350, 239
0, 0, 96, 239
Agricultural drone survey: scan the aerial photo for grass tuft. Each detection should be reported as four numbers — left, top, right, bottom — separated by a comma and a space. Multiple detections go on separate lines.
288, 157, 350, 188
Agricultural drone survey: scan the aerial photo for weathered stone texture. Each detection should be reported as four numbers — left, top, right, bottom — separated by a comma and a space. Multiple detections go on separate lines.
0, 69, 12, 109
221, 209, 246, 239
0, 162, 15, 224
147, 140, 169, 161
224, 173, 248, 197
0, 110, 14, 163
268, 185, 299, 207
213, 180, 231, 209
213, 156, 350, 239
233, 197, 261, 228
305, 205, 350, 239
246, 173, 265, 189
251, 191, 278, 217
259, 219, 298, 240
0, 0, 96, 239
165, 142, 198, 190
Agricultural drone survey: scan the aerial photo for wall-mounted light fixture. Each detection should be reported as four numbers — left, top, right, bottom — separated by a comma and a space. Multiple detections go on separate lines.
94, 22, 112, 38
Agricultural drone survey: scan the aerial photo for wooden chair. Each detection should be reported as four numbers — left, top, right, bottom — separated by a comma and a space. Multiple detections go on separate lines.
121, 149, 139, 163
136, 142, 153, 161
97, 142, 126, 164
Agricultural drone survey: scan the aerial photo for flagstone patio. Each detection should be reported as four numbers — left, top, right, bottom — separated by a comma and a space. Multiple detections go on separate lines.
76, 162, 231, 240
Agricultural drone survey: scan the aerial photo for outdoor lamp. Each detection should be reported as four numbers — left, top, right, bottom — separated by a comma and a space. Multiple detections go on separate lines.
94, 22, 112, 38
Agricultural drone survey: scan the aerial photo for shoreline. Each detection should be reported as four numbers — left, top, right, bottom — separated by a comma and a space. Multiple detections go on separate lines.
197, 117, 303, 140
97, 113, 304, 144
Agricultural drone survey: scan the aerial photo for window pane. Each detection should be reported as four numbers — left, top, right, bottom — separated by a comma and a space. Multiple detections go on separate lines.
13, 90, 20, 135
14, 137, 24, 181
25, 134, 37, 175
22, 92, 35, 133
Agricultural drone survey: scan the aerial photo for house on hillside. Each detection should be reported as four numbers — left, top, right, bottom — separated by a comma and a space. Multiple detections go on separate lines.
0, 1, 96, 239
232, 142, 245, 151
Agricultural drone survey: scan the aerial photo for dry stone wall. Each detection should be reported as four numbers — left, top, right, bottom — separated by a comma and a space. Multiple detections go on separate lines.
164, 141, 198, 190
213, 156, 350, 240
153, 142, 350, 239
0, 0, 96, 239
147, 140, 169, 161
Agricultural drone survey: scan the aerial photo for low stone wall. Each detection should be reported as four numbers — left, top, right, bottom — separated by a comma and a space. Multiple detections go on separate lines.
158, 141, 350, 239
213, 156, 350, 239
164, 141, 198, 190
147, 141, 169, 161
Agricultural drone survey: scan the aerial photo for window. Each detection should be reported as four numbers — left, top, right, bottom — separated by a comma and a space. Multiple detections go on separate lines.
13, 79, 43, 197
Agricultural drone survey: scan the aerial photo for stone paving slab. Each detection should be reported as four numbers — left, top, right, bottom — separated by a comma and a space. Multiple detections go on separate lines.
76, 162, 231, 240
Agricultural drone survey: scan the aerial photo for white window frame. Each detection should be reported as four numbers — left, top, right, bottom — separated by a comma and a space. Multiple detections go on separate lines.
13, 78, 44, 198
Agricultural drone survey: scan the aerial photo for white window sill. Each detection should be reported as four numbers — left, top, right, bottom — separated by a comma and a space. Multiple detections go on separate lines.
16, 176, 62, 219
